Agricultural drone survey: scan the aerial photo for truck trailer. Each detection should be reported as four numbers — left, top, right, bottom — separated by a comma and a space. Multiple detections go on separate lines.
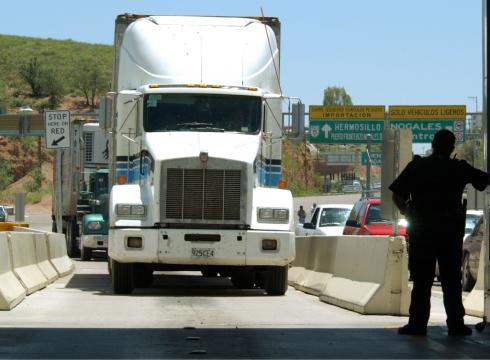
52, 120, 109, 258
104, 14, 296, 295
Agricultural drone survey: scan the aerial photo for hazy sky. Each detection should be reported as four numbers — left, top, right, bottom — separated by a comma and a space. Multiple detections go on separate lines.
0, 0, 483, 113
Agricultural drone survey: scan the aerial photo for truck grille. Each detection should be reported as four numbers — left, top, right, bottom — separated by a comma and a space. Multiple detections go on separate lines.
165, 168, 241, 221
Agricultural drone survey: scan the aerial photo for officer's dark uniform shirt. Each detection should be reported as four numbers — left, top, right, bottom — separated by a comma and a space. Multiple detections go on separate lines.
389, 154, 487, 230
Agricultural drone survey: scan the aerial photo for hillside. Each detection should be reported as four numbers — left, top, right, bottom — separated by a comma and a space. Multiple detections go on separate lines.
0, 34, 112, 112
0, 34, 361, 207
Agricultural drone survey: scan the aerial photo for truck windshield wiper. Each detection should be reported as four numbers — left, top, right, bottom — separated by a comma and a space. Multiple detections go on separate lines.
176, 122, 224, 132
177, 122, 212, 128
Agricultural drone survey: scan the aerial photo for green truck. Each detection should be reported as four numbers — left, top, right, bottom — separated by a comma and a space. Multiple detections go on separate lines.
79, 169, 109, 260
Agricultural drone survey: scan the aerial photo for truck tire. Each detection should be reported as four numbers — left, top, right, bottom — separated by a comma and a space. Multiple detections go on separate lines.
462, 254, 476, 292
264, 265, 288, 295
231, 269, 255, 289
134, 265, 153, 288
201, 270, 218, 277
65, 220, 80, 258
81, 247, 91, 261
112, 260, 134, 294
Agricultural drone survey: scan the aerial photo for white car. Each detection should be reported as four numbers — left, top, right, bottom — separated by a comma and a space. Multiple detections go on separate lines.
464, 209, 483, 241
296, 204, 353, 236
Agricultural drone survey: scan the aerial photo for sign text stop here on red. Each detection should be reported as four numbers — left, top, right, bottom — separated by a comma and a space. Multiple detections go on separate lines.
50, 128, 65, 134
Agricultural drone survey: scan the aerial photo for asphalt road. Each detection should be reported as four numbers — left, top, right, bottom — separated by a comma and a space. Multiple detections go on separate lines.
3, 193, 487, 358
0, 260, 486, 358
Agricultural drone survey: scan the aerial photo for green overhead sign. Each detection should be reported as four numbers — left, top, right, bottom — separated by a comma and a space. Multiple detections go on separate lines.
361, 152, 381, 166
309, 120, 384, 144
308, 105, 466, 144
388, 105, 466, 143
308, 105, 385, 144
389, 120, 465, 143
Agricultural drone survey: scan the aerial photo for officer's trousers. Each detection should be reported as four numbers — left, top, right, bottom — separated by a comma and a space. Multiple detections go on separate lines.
407, 226, 465, 329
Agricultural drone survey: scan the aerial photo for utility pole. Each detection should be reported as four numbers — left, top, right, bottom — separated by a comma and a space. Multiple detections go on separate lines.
366, 134, 372, 194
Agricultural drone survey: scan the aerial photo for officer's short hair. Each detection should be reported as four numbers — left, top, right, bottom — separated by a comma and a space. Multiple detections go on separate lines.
432, 129, 455, 155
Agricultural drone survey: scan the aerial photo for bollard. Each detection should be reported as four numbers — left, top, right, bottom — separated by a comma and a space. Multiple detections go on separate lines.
15, 193, 25, 222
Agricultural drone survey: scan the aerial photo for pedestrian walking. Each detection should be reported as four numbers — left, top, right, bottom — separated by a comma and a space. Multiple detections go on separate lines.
389, 129, 490, 336
297, 205, 306, 224
310, 203, 317, 217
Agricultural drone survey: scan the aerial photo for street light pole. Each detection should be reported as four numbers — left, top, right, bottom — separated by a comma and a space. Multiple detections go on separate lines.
468, 96, 478, 130
468, 96, 479, 112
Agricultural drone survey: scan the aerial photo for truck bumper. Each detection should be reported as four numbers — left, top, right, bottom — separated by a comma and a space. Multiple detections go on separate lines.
108, 228, 295, 266
81, 234, 108, 250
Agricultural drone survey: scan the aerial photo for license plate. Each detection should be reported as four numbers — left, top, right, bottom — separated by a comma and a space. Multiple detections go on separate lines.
191, 248, 215, 258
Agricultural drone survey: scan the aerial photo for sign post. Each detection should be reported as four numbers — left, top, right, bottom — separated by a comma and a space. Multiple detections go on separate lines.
44, 110, 71, 149
44, 110, 70, 234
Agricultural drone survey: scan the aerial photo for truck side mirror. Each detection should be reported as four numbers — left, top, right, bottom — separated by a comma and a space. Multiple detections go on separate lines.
345, 219, 360, 228
290, 102, 305, 141
303, 222, 315, 229
98, 96, 112, 130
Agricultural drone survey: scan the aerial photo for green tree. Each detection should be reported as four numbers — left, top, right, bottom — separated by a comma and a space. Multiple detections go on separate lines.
24, 166, 43, 193
19, 57, 44, 97
41, 68, 65, 108
323, 86, 353, 106
0, 159, 13, 191
74, 58, 110, 107
0, 93, 7, 114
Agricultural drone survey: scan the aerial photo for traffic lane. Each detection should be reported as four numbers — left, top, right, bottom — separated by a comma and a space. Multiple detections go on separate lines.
1, 326, 488, 359
0, 262, 410, 329
23, 212, 52, 232
0, 261, 479, 330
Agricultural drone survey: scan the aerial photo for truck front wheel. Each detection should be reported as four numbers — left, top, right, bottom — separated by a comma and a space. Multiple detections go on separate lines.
112, 260, 134, 294
264, 265, 288, 296
134, 264, 153, 288
81, 246, 91, 261
231, 269, 255, 289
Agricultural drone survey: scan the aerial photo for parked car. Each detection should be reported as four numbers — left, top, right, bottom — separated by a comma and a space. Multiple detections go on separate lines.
296, 204, 353, 236
461, 215, 484, 291
0, 205, 7, 222
435, 209, 483, 284
342, 180, 362, 193
343, 198, 407, 237
464, 210, 483, 241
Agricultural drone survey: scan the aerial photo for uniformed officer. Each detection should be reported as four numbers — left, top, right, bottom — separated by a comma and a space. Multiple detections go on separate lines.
389, 129, 489, 336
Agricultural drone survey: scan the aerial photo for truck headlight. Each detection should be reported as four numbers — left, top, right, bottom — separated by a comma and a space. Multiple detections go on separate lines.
257, 208, 289, 223
116, 204, 147, 217
87, 221, 102, 230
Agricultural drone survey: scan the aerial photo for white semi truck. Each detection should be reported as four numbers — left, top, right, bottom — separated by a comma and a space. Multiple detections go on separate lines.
104, 14, 295, 294
52, 120, 109, 258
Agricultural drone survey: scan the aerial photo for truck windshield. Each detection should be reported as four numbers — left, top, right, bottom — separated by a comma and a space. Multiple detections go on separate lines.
143, 94, 261, 133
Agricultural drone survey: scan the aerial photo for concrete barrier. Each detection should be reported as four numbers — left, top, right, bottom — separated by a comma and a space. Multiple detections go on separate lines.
9, 232, 48, 294
34, 233, 58, 283
463, 240, 485, 317
0, 233, 26, 310
288, 236, 311, 285
289, 235, 410, 315
47, 233, 74, 276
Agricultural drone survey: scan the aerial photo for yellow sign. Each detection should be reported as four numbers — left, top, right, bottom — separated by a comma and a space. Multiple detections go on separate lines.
309, 105, 385, 119
388, 105, 466, 119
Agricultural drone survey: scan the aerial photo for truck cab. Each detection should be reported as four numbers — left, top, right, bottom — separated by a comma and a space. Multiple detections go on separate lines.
106, 15, 296, 295
80, 169, 109, 260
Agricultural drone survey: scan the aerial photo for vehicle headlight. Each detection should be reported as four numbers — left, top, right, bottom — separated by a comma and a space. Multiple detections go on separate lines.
87, 221, 102, 230
116, 204, 147, 217
257, 208, 289, 223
